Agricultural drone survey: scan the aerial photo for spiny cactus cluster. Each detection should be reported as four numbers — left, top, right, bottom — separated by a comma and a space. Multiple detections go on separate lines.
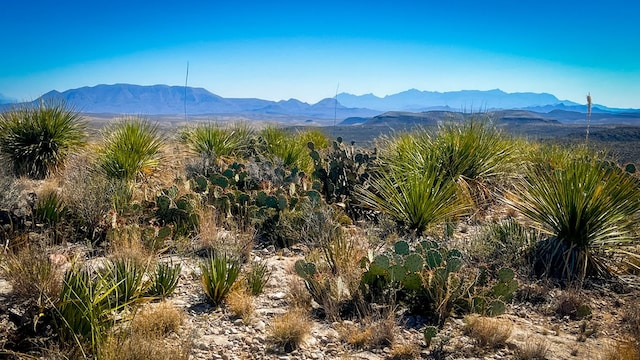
308, 138, 377, 220
357, 239, 518, 324
155, 185, 200, 237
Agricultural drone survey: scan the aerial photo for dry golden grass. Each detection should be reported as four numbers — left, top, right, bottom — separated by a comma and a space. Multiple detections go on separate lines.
389, 342, 420, 359
100, 332, 191, 360
338, 315, 395, 349
100, 301, 189, 360
225, 285, 255, 323
131, 301, 184, 336
268, 308, 312, 352
107, 224, 155, 264
287, 278, 313, 309
464, 315, 512, 349
515, 337, 549, 360
0, 245, 62, 302
604, 339, 640, 360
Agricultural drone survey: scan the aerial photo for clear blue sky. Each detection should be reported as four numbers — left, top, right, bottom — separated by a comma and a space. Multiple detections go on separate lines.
1, 0, 639, 108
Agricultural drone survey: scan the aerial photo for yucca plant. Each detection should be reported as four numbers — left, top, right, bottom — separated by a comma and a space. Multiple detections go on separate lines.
182, 122, 253, 159
506, 158, 640, 283
245, 260, 271, 296
147, 262, 182, 299
260, 127, 312, 171
98, 117, 164, 182
56, 266, 124, 355
0, 99, 86, 179
356, 164, 470, 234
106, 257, 149, 307
200, 254, 241, 305
35, 189, 67, 226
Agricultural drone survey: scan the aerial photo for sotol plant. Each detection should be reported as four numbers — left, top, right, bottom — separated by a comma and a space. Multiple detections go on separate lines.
506, 157, 640, 283
98, 117, 164, 182
0, 99, 86, 179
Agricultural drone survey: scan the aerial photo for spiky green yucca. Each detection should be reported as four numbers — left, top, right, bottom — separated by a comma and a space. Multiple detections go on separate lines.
200, 255, 240, 306
260, 127, 320, 172
57, 266, 124, 355
507, 158, 640, 283
0, 100, 86, 179
99, 117, 164, 182
357, 166, 469, 233
182, 122, 253, 159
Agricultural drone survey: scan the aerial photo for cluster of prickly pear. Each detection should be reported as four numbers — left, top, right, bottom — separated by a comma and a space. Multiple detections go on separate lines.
468, 267, 518, 316
155, 186, 200, 237
624, 163, 637, 174
308, 138, 377, 220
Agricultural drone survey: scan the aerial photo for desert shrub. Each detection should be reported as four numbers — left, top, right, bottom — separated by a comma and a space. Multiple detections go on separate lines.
101, 301, 188, 360
268, 308, 311, 352
464, 315, 512, 349
147, 261, 181, 299
337, 314, 396, 349
506, 157, 640, 283
130, 301, 183, 336
389, 342, 421, 360
0, 99, 86, 179
98, 117, 164, 182
62, 153, 129, 241
515, 337, 549, 360
200, 254, 241, 306
106, 257, 149, 307
35, 189, 67, 226
554, 290, 592, 320
470, 218, 538, 269
259, 126, 313, 172
1, 245, 62, 304
225, 285, 255, 323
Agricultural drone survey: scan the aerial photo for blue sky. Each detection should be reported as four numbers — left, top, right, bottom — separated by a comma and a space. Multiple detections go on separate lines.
1, 0, 639, 108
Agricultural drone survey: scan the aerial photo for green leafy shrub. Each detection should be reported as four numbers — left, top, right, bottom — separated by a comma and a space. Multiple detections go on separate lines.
0, 99, 86, 179
147, 262, 182, 299
200, 254, 241, 306
98, 117, 164, 182
507, 157, 640, 283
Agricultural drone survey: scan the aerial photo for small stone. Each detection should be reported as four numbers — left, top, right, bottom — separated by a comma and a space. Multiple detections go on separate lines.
269, 292, 287, 300
255, 320, 266, 332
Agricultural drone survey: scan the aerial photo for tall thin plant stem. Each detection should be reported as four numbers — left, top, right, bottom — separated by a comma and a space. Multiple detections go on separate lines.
586, 92, 592, 144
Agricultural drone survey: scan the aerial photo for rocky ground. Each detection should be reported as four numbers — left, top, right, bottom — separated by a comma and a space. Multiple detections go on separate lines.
1, 232, 639, 360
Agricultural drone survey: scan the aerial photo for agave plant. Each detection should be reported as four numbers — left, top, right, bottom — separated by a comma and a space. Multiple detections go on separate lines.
147, 262, 182, 299
0, 99, 86, 179
506, 158, 640, 283
200, 254, 241, 305
98, 117, 164, 182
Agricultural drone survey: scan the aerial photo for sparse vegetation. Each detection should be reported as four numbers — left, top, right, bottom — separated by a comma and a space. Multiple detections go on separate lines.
1, 115, 639, 359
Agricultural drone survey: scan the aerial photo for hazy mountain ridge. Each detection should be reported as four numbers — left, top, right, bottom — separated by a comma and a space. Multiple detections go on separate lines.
0, 93, 16, 104
33, 84, 378, 119
2, 84, 639, 123
341, 109, 640, 127
337, 88, 637, 113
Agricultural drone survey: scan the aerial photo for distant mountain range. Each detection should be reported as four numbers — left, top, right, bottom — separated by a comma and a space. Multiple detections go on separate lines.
2, 84, 639, 123
341, 109, 640, 127
337, 88, 634, 113
33, 84, 378, 119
